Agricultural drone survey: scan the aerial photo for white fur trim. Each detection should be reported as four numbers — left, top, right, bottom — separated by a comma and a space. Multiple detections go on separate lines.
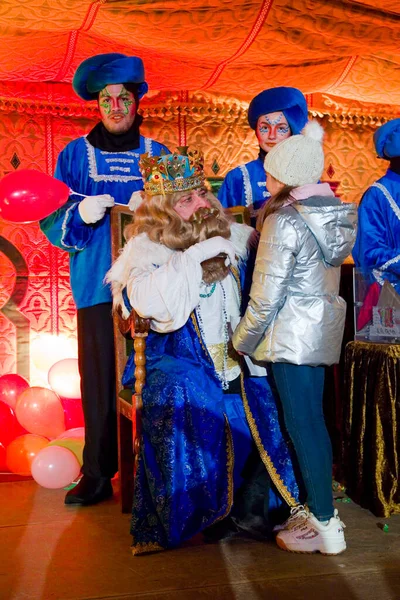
105, 234, 174, 317
106, 223, 252, 315
229, 222, 254, 260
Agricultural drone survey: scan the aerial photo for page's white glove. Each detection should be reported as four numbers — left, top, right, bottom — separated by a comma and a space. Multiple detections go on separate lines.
78, 194, 115, 224
185, 236, 237, 267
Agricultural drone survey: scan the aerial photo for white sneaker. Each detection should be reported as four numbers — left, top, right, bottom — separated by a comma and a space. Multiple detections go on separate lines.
273, 505, 310, 533
276, 509, 346, 555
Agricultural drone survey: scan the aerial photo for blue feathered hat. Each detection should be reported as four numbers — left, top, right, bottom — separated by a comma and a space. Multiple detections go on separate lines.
374, 118, 400, 160
73, 53, 148, 101
248, 87, 308, 134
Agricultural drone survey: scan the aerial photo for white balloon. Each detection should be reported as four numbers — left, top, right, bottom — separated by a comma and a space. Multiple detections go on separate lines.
48, 358, 81, 399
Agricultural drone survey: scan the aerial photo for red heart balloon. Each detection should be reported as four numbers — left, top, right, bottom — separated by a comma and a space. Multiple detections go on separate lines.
0, 169, 69, 223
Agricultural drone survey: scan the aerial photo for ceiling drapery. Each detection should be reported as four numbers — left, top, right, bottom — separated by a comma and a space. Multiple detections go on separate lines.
0, 0, 399, 107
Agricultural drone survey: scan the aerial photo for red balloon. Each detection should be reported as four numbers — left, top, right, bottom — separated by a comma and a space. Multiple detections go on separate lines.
0, 169, 69, 223
0, 441, 8, 472
60, 397, 85, 430
0, 400, 22, 447
0, 373, 30, 410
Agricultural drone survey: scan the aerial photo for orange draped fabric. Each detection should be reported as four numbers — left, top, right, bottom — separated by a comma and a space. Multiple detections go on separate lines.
0, 0, 399, 105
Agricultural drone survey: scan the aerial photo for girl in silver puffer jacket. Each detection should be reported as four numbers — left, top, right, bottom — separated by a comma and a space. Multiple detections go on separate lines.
233, 121, 357, 555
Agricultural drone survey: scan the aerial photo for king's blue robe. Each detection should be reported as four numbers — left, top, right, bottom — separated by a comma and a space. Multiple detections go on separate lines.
122, 307, 300, 555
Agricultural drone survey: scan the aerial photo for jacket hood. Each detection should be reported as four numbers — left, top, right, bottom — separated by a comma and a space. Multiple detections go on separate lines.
294, 196, 358, 266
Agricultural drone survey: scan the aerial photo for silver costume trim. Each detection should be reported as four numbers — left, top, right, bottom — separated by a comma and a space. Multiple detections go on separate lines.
239, 165, 253, 207
105, 158, 136, 164
61, 202, 84, 250
110, 166, 131, 173
85, 137, 155, 183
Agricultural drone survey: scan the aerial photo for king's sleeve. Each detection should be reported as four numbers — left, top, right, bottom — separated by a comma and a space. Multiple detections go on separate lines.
39, 146, 94, 252
126, 246, 203, 333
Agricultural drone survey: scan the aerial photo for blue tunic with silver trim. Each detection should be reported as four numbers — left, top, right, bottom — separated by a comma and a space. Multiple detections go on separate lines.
353, 169, 400, 290
40, 135, 169, 309
218, 157, 270, 214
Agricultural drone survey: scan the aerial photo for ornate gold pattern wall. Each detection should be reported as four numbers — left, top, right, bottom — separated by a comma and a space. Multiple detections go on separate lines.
0, 91, 398, 378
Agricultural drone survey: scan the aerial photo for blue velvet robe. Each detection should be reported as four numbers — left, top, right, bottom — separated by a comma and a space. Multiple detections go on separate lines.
122, 305, 300, 555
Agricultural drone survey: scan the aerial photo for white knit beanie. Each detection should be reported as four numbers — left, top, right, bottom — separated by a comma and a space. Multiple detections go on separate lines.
264, 120, 325, 187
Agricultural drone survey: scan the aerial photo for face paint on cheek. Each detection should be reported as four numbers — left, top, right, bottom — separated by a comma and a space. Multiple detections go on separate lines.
122, 98, 134, 115
277, 125, 290, 135
99, 89, 112, 115
100, 100, 111, 115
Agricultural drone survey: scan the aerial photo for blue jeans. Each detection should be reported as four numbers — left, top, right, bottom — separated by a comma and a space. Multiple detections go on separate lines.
271, 363, 334, 521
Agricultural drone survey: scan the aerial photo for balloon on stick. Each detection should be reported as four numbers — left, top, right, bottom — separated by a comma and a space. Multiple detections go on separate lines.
15, 387, 66, 439
0, 169, 69, 223
0, 373, 30, 410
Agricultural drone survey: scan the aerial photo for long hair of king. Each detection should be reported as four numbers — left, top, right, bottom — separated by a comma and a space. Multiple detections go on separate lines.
124, 189, 233, 283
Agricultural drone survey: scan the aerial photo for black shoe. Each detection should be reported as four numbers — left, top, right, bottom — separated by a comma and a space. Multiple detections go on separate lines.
232, 515, 272, 541
65, 475, 113, 506
203, 516, 240, 543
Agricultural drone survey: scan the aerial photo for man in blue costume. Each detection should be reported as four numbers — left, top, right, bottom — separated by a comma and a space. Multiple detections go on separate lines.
40, 54, 169, 506
353, 118, 400, 291
107, 148, 300, 555
218, 87, 308, 222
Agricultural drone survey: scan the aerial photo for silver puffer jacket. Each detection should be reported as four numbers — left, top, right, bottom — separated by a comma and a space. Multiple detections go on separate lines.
232, 196, 357, 366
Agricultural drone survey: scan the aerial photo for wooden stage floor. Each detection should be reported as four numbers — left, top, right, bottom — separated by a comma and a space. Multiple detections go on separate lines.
1, 480, 399, 600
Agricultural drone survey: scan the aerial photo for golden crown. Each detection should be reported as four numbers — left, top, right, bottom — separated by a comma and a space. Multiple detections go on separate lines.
139, 147, 205, 196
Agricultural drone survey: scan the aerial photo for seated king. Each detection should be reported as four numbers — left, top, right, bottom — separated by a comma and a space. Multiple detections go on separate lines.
107, 148, 301, 555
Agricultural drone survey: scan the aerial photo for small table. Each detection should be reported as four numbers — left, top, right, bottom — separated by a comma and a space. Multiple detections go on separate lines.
342, 341, 400, 517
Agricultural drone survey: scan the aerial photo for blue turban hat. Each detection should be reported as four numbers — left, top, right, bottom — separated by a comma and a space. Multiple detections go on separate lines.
247, 87, 308, 134
73, 53, 148, 101
373, 118, 400, 160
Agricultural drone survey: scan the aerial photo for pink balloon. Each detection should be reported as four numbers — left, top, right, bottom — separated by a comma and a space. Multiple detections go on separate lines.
60, 397, 84, 430
0, 374, 30, 410
57, 427, 85, 440
48, 358, 81, 399
15, 387, 66, 439
0, 169, 69, 223
31, 445, 81, 489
